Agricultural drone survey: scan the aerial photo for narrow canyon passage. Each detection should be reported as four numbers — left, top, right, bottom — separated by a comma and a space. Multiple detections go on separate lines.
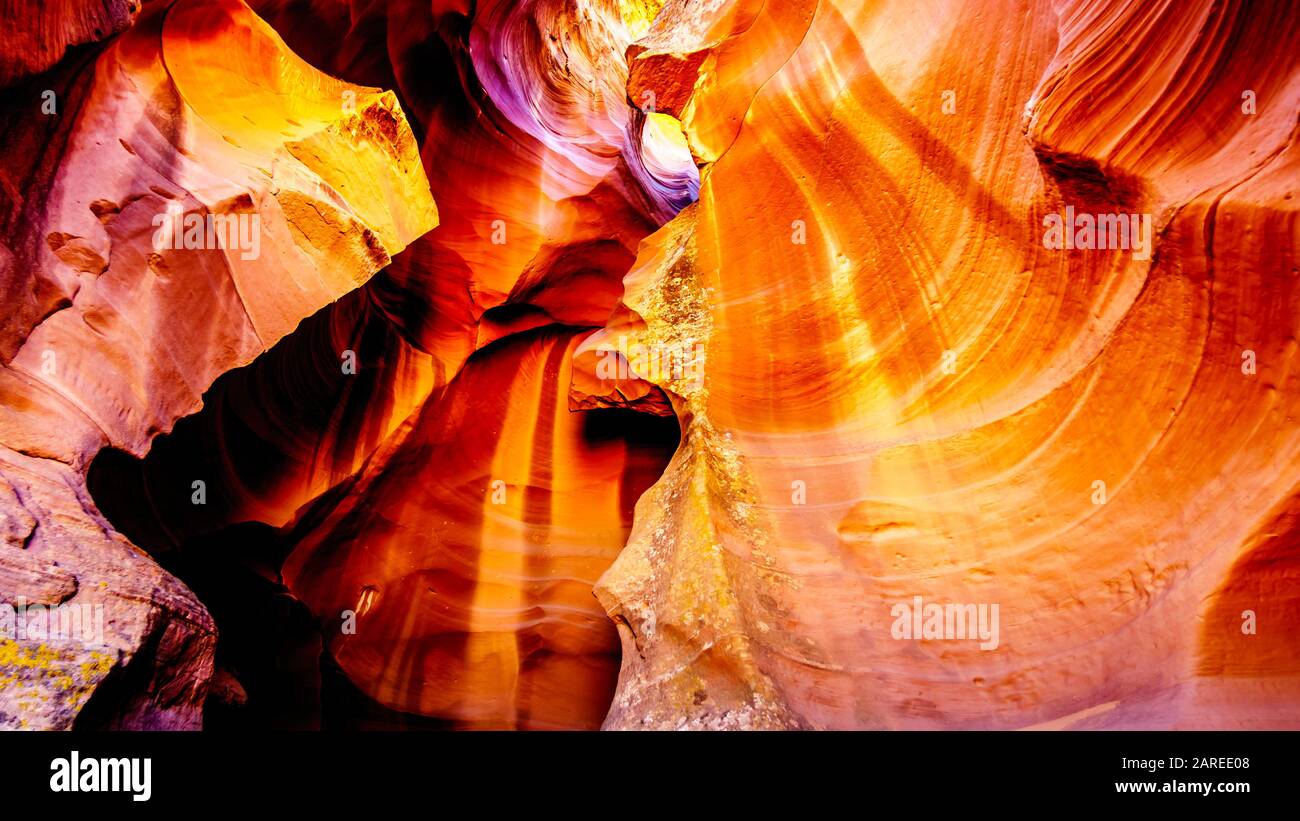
84, 0, 695, 729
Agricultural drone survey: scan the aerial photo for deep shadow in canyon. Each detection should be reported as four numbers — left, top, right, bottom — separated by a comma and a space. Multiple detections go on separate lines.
87, 300, 681, 730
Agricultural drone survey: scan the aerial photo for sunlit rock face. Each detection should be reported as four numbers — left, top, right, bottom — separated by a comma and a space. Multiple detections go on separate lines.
0, 0, 434, 728
590, 0, 1300, 729
3, 0, 1298, 733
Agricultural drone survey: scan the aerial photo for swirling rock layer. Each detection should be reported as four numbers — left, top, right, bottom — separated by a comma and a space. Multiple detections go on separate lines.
591, 0, 1300, 729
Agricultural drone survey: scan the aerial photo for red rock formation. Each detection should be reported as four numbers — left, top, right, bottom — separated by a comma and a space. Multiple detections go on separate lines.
589, 0, 1300, 729
0, 0, 434, 728
0, 0, 142, 88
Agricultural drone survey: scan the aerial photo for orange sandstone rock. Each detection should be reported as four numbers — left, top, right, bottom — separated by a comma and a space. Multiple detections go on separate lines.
82, 0, 697, 727
0, 0, 435, 728
89, 0, 698, 547
591, 0, 1300, 729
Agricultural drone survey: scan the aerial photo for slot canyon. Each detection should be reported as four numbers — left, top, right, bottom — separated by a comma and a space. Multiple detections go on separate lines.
0, 0, 1297, 730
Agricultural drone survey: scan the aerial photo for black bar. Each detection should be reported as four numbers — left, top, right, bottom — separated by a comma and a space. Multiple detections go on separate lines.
0, 731, 1287, 810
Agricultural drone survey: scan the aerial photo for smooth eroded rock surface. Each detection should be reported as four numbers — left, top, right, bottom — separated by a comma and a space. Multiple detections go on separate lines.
589, 0, 1300, 729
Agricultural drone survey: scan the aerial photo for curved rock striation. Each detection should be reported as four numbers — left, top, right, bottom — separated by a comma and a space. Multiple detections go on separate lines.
0, 0, 143, 89
589, 0, 1300, 729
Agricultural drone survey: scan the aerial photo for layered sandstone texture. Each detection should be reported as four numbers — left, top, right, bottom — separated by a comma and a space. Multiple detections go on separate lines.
0, 0, 434, 728
1, 0, 1298, 731
0, 0, 143, 88
595, 0, 1300, 729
